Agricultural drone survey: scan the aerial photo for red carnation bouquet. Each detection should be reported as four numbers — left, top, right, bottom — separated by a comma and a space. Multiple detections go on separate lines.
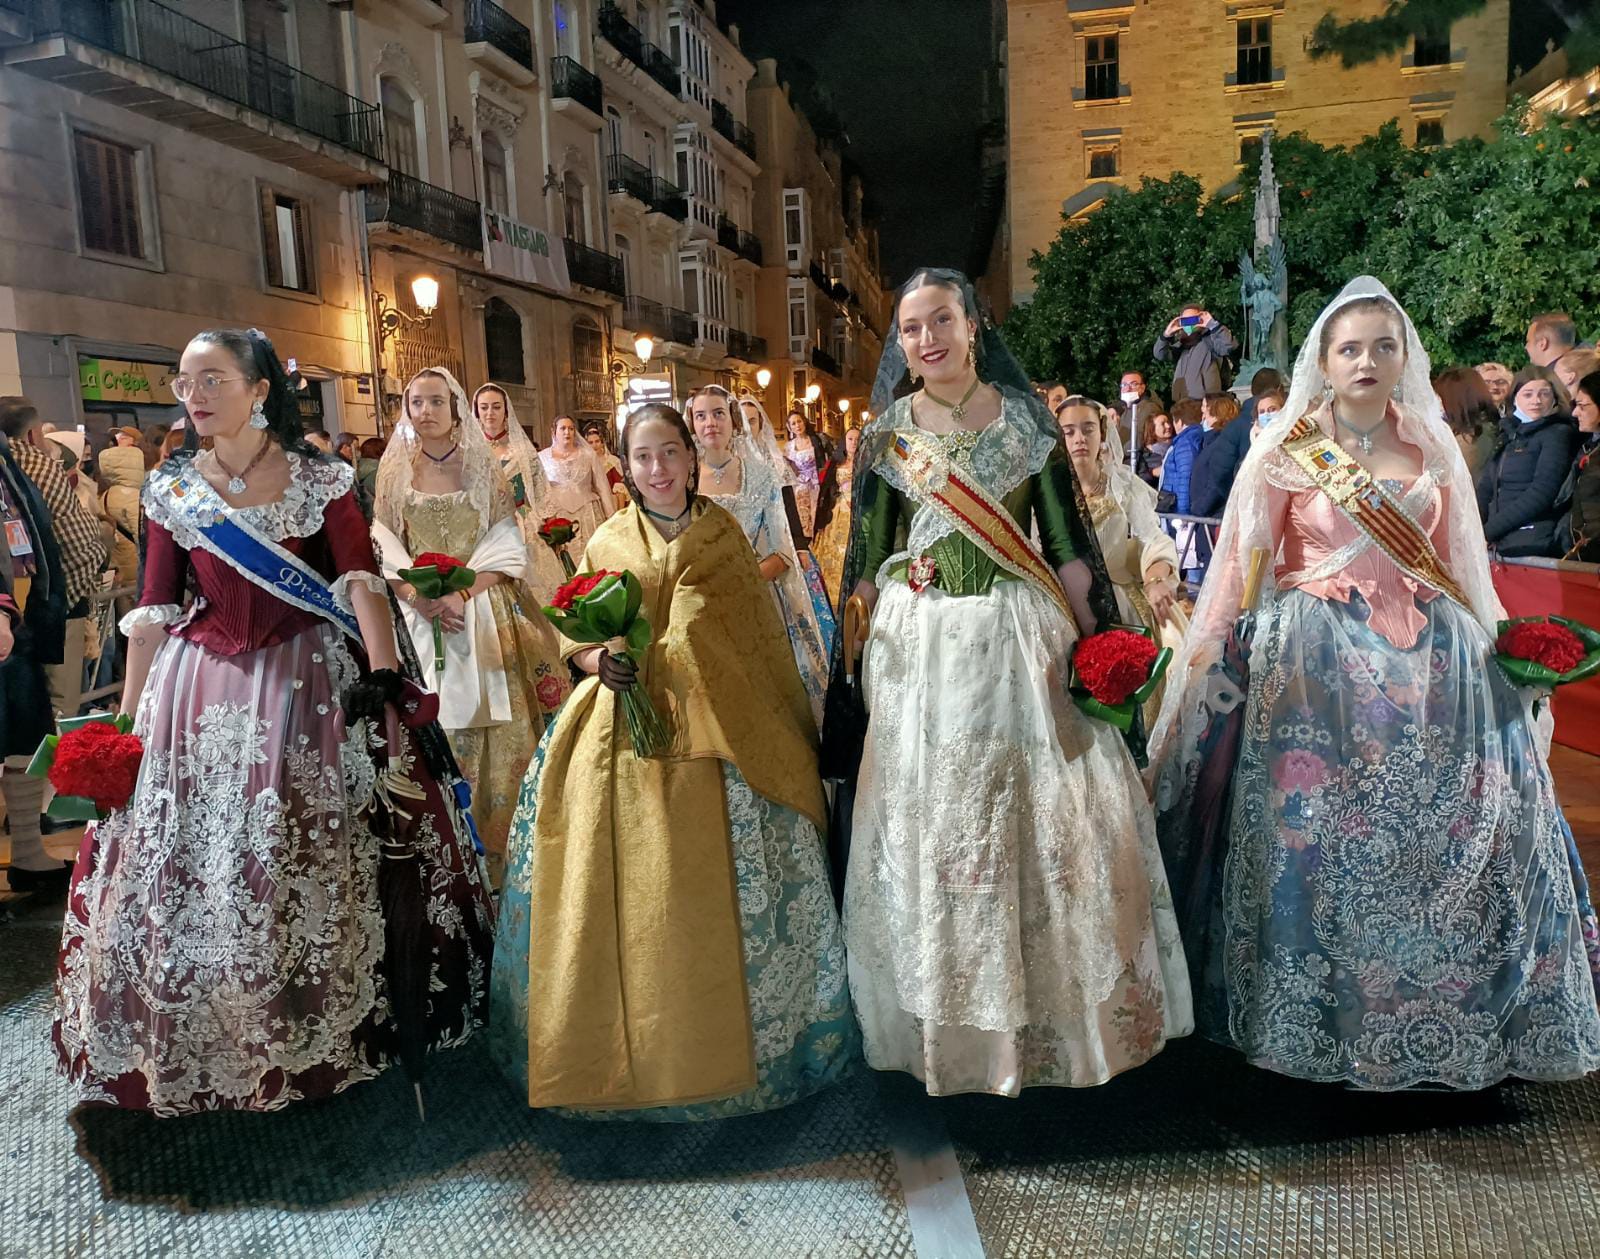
1069, 625, 1172, 731
1495, 616, 1600, 690
27, 713, 144, 821
538, 517, 580, 578
399, 551, 478, 677
544, 569, 670, 757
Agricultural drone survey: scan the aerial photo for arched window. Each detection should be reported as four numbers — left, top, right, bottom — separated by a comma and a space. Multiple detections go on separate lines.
615, 234, 633, 296
484, 298, 525, 385
481, 132, 509, 214
563, 173, 586, 244
572, 317, 605, 377
380, 77, 420, 176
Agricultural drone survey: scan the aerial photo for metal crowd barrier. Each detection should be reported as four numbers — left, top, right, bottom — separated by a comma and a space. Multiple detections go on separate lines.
80, 582, 136, 710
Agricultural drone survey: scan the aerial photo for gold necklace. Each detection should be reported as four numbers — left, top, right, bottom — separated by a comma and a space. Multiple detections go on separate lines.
922, 377, 982, 424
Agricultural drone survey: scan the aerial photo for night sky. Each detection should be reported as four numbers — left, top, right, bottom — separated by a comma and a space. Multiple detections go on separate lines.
718, 0, 987, 286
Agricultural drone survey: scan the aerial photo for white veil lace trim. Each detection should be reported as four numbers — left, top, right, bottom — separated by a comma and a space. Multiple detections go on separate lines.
373, 367, 507, 544
1148, 275, 1504, 773
736, 395, 798, 487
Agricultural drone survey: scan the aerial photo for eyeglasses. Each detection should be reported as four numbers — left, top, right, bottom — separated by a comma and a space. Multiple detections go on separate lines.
171, 372, 245, 401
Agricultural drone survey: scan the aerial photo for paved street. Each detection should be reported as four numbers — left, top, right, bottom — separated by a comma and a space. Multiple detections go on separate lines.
3, 749, 1598, 1258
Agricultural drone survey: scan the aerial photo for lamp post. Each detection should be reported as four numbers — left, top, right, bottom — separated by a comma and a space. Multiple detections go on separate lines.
611, 335, 656, 408
374, 273, 441, 355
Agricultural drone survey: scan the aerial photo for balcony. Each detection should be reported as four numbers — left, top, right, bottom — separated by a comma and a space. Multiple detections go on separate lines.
366, 171, 484, 254
621, 294, 672, 341
666, 306, 698, 346
606, 153, 655, 207
697, 316, 727, 352
810, 345, 842, 378
711, 98, 757, 160
716, 213, 739, 253
598, 2, 681, 97
726, 329, 767, 363
564, 237, 625, 297
571, 369, 614, 415
550, 55, 602, 129
464, 0, 534, 86
13, 0, 383, 184
647, 175, 687, 222
735, 229, 763, 266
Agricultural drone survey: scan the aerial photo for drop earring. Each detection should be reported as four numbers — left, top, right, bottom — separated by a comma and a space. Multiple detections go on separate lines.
967, 341, 977, 367
907, 363, 920, 385
249, 399, 269, 430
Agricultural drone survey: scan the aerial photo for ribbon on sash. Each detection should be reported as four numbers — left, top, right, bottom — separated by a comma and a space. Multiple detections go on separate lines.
1281, 414, 1471, 609
167, 471, 363, 641
886, 428, 1076, 628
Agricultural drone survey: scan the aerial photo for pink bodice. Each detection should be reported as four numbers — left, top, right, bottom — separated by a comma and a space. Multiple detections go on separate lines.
1274, 473, 1447, 649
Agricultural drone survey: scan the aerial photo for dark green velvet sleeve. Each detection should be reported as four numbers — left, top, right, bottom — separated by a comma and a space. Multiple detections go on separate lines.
852, 466, 901, 584
1034, 445, 1083, 568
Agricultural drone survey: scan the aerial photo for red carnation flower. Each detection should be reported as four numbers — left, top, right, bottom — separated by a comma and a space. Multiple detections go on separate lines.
1497, 621, 1586, 675
49, 722, 144, 813
412, 552, 466, 576
540, 517, 577, 532
1075, 629, 1160, 706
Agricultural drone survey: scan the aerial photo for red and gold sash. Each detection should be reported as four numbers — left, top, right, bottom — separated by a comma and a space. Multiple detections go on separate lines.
1281, 414, 1470, 608
887, 428, 1077, 628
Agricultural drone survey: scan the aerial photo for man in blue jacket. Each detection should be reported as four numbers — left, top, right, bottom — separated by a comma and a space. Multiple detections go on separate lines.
1160, 399, 1209, 582
1190, 369, 1283, 518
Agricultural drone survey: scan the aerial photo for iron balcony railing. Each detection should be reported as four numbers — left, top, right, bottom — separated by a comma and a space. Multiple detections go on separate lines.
366, 171, 484, 253
716, 213, 739, 253
550, 54, 602, 116
465, 0, 533, 74
564, 237, 625, 297
810, 345, 841, 377
666, 305, 698, 345
598, 2, 681, 96
726, 329, 767, 362
36, 0, 383, 161
623, 295, 672, 341
606, 153, 655, 205
647, 175, 687, 221
711, 98, 755, 158
735, 229, 763, 265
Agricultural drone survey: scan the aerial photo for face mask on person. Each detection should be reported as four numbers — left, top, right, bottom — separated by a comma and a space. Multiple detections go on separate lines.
1120, 389, 1141, 405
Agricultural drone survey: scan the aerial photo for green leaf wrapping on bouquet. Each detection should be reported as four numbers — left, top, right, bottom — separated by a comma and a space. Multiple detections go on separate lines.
27, 711, 137, 821
398, 562, 477, 598
1071, 691, 1135, 731
1067, 624, 1167, 732
1131, 646, 1174, 706
624, 616, 653, 657
1494, 615, 1600, 689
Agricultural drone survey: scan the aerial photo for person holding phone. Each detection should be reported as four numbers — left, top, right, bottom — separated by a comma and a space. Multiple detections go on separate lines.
1153, 305, 1239, 403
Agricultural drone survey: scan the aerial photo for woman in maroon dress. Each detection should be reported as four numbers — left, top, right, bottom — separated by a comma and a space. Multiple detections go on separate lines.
53, 329, 492, 1116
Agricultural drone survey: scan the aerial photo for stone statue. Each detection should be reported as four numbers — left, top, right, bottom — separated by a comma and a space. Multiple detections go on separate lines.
1235, 130, 1289, 381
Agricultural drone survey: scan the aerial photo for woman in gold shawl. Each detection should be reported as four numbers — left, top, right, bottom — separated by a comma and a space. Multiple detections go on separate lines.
487, 404, 857, 1119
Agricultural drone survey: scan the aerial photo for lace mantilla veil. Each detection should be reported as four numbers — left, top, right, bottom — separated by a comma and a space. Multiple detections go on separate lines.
473, 382, 550, 508
374, 367, 511, 544
1147, 275, 1506, 774
735, 394, 798, 487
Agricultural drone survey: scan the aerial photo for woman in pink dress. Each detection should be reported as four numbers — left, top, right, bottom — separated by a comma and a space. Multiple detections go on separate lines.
53, 329, 492, 1116
1151, 279, 1600, 1091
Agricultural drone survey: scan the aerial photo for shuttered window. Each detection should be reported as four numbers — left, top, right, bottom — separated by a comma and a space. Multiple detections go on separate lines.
260, 187, 314, 292
73, 131, 145, 259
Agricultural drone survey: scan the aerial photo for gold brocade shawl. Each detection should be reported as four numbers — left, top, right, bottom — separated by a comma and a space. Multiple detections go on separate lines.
527, 499, 825, 1109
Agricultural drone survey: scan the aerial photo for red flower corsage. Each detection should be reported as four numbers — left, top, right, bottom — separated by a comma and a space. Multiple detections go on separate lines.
907, 555, 937, 594
412, 551, 466, 576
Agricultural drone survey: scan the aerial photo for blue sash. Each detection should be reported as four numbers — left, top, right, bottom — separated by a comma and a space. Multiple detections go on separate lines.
167, 470, 363, 641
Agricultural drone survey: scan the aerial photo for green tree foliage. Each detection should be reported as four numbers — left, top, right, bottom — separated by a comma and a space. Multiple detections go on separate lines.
1005, 111, 1600, 399
1308, 1, 1598, 74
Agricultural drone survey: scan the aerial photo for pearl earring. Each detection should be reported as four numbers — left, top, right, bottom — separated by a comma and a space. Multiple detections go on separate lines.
249, 399, 269, 430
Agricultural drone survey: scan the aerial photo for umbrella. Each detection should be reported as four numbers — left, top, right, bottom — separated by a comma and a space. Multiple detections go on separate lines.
1168, 548, 1269, 961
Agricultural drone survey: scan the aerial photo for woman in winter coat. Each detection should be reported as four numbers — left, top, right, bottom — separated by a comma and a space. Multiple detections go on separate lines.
1477, 366, 1578, 558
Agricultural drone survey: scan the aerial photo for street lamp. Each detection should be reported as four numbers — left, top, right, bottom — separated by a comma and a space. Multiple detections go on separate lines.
634, 335, 655, 365
375, 273, 441, 354
804, 383, 821, 404
755, 367, 772, 390
839, 398, 851, 416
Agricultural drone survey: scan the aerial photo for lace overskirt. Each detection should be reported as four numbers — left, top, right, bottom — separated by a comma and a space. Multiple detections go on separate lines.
1162, 588, 1600, 1089
844, 576, 1193, 1096
52, 625, 493, 1115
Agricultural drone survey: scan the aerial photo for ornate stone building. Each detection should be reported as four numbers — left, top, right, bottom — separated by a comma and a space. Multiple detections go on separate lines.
990, 0, 1512, 305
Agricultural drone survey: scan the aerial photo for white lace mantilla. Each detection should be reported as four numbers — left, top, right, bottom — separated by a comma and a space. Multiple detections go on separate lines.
145, 452, 354, 545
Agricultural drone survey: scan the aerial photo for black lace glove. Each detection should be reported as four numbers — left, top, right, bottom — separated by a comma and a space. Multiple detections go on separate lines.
342, 668, 406, 728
